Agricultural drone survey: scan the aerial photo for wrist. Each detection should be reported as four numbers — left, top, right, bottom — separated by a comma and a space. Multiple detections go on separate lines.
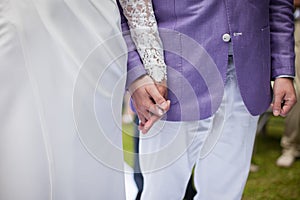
146, 67, 167, 83
129, 75, 154, 94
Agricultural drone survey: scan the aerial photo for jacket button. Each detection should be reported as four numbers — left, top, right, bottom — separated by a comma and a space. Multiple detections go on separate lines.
222, 33, 231, 42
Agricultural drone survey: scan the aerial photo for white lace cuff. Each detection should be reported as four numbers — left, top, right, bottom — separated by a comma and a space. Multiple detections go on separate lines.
119, 0, 167, 82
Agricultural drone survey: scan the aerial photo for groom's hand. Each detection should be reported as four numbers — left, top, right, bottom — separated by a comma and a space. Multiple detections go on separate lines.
154, 79, 168, 100
272, 77, 297, 117
129, 75, 170, 134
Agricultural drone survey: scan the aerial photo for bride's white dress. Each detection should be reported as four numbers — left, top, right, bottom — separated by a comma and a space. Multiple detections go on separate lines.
0, 0, 127, 199
0, 0, 166, 198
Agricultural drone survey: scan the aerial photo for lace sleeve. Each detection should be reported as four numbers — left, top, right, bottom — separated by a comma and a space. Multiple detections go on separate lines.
119, 0, 167, 82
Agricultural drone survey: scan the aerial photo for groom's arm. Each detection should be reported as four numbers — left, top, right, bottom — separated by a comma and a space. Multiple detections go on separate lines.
269, 0, 296, 116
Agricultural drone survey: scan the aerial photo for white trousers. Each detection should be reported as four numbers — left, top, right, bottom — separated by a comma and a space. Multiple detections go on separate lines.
139, 58, 259, 200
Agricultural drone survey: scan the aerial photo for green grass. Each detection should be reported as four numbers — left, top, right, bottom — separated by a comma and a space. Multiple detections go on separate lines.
122, 116, 300, 199
243, 116, 300, 200
122, 122, 135, 167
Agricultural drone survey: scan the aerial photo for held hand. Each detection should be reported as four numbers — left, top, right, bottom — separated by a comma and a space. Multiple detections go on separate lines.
272, 78, 297, 117
129, 75, 170, 134
154, 79, 168, 99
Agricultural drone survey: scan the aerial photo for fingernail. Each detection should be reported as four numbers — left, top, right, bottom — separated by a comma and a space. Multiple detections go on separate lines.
142, 127, 148, 134
157, 107, 164, 116
273, 110, 280, 116
159, 101, 167, 107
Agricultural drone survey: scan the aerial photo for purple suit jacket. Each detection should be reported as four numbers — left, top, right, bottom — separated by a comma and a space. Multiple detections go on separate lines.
121, 0, 295, 121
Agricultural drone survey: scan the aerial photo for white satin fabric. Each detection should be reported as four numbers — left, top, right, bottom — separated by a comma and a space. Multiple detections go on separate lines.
0, 0, 127, 199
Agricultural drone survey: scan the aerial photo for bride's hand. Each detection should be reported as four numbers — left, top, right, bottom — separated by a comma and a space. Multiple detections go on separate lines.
129, 75, 170, 134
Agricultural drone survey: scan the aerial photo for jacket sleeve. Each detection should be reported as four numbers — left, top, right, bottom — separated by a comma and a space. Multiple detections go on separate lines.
270, 0, 295, 78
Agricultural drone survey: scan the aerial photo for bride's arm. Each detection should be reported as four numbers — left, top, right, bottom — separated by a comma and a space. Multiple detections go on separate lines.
118, 0, 170, 134
118, 0, 167, 84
